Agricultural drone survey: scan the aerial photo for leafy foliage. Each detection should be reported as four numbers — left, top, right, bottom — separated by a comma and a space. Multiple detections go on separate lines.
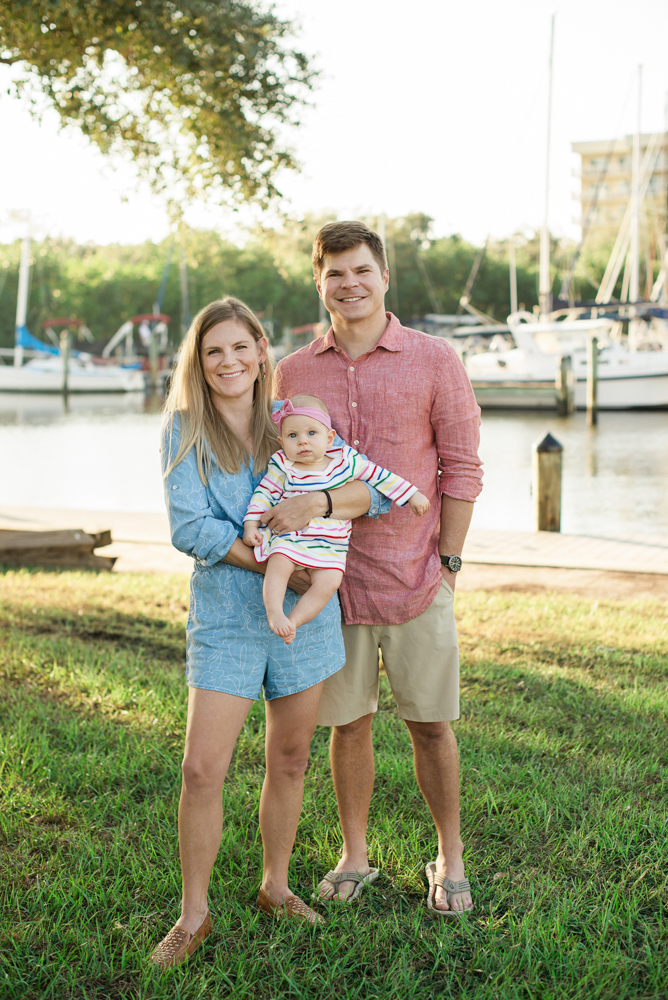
0, 0, 313, 204
0, 215, 547, 349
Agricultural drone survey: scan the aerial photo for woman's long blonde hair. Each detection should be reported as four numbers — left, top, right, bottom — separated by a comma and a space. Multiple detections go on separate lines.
162, 297, 278, 484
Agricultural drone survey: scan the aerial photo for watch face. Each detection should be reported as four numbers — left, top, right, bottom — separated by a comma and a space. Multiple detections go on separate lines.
448, 555, 462, 572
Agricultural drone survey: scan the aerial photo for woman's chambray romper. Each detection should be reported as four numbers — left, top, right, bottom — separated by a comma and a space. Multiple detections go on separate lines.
162, 407, 386, 700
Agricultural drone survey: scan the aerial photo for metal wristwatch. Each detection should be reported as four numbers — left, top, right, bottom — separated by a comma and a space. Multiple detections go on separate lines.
440, 554, 462, 573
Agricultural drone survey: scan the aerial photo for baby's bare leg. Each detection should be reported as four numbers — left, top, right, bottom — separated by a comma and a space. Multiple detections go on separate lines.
288, 568, 344, 630
263, 555, 298, 644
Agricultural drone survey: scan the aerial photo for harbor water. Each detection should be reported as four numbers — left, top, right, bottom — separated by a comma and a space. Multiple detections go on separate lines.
1, 393, 666, 542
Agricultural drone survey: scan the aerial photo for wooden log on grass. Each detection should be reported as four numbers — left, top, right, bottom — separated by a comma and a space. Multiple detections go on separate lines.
0, 528, 116, 571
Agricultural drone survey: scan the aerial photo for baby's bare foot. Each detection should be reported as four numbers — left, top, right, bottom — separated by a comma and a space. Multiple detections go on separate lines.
268, 611, 297, 645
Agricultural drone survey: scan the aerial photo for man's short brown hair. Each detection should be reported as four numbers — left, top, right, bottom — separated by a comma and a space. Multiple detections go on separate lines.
312, 221, 387, 278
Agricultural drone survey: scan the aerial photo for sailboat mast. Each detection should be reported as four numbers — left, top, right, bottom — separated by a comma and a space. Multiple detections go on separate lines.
509, 238, 518, 315
629, 65, 642, 306
539, 14, 555, 319
14, 227, 31, 367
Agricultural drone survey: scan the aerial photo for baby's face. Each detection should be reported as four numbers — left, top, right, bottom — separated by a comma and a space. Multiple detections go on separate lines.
279, 414, 334, 465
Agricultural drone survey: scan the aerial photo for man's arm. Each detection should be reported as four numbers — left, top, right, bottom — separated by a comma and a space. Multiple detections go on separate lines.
259, 480, 371, 535
439, 495, 473, 592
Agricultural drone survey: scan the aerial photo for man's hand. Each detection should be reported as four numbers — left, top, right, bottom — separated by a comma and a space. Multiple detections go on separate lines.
260, 492, 327, 534
441, 566, 457, 592
242, 522, 263, 547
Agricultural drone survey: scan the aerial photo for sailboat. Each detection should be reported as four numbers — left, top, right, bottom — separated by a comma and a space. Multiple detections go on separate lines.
464, 36, 668, 410
0, 228, 145, 394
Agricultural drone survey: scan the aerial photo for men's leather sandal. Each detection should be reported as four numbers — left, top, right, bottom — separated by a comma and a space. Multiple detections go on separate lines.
313, 868, 380, 902
148, 911, 212, 968
257, 887, 324, 926
425, 861, 474, 918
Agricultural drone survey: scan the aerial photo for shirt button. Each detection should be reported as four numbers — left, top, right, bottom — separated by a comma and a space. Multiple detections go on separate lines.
349, 366, 355, 371
352, 402, 357, 407
354, 439, 359, 445
172, 485, 177, 490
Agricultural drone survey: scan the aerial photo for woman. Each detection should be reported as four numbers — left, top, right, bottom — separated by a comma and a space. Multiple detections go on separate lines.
149, 298, 350, 968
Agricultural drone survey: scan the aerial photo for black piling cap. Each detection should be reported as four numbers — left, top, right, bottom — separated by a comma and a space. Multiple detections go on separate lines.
534, 432, 563, 453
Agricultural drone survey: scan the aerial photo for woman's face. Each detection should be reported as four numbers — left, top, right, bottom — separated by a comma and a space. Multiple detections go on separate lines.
200, 320, 267, 410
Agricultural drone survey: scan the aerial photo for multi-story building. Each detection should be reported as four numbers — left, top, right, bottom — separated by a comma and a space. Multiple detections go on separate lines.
572, 133, 667, 235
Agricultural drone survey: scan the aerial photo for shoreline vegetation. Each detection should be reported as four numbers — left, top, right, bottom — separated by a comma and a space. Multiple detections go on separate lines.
0, 217, 625, 353
1, 569, 666, 998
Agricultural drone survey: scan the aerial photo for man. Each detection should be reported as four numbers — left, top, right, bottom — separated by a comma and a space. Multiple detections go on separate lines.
270, 221, 482, 915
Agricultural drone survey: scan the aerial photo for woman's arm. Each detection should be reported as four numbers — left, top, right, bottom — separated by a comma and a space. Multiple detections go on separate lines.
223, 537, 312, 595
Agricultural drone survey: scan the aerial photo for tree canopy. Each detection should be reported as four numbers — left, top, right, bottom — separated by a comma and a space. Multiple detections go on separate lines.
0, 0, 313, 204
0, 216, 549, 349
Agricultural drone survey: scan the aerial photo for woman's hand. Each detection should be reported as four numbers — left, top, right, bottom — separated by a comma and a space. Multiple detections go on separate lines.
287, 568, 312, 595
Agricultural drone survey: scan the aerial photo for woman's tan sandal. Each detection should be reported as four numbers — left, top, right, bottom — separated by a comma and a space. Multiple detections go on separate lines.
425, 861, 473, 918
257, 888, 324, 926
313, 868, 380, 902
148, 911, 212, 968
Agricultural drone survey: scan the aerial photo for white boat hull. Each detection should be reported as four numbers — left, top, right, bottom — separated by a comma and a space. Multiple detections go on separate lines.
466, 334, 668, 410
471, 372, 668, 410
0, 361, 145, 393
574, 373, 668, 409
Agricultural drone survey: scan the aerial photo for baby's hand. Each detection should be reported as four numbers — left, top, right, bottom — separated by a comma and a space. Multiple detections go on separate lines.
409, 491, 431, 516
243, 522, 263, 547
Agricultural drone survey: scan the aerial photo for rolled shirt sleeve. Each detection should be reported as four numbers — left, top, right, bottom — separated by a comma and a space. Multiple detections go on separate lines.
432, 346, 483, 501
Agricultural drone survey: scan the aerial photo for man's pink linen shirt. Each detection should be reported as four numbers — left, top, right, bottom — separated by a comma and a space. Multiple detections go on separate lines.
275, 314, 482, 626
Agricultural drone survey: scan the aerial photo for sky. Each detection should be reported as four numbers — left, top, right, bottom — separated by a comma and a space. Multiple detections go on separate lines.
1, 0, 668, 247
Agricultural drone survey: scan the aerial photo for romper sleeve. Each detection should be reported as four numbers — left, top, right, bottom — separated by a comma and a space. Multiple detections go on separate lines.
347, 448, 418, 506
243, 456, 287, 522
161, 415, 238, 565
331, 429, 391, 518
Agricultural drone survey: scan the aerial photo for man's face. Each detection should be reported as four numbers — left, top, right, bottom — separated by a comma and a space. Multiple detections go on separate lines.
316, 244, 389, 325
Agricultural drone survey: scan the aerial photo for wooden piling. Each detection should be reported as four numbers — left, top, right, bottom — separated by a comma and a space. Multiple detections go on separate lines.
586, 335, 598, 426
555, 354, 574, 416
60, 329, 70, 395
532, 432, 563, 532
149, 330, 160, 390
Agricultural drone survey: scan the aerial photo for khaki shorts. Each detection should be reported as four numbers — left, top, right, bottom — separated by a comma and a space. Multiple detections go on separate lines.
317, 579, 459, 726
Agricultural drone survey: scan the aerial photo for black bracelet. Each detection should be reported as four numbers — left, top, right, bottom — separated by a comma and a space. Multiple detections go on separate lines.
321, 489, 333, 517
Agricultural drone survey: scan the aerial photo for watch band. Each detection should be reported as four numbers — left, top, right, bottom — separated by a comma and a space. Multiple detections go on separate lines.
321, 489, 333, 517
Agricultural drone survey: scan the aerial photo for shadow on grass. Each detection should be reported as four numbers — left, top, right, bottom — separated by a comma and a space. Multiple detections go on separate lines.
0, 600, 186, 663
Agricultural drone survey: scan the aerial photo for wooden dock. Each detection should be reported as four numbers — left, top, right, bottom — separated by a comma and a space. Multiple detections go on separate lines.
0, 506, 666, 597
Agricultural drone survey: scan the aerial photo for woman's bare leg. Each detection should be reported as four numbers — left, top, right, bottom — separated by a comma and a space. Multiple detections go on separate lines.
263, 554, 299, 642
259, 681, 324, 901
288, 568, 343, 630
177, 688, 253, 933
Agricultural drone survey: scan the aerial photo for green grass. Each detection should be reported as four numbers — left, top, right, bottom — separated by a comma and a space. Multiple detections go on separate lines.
1, 570, 667, 1000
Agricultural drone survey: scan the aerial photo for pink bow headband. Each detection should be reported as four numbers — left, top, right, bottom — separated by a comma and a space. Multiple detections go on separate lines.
271, 399, 332, 431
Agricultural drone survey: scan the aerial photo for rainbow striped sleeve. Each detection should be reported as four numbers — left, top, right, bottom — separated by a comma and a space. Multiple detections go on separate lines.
244, 456, 287, 521
348, 449, 419, 507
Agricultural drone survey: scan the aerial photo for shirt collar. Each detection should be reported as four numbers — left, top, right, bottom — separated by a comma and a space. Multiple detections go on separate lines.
314, 313, 403, 355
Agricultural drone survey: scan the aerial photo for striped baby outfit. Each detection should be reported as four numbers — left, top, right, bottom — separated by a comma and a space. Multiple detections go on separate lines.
244, 445, 419, 571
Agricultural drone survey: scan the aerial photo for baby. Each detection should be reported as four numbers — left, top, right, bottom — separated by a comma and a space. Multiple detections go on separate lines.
243, 394, 430, 644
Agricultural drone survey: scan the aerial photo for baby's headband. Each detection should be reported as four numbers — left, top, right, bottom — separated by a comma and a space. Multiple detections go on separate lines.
271, 399, 332, 431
